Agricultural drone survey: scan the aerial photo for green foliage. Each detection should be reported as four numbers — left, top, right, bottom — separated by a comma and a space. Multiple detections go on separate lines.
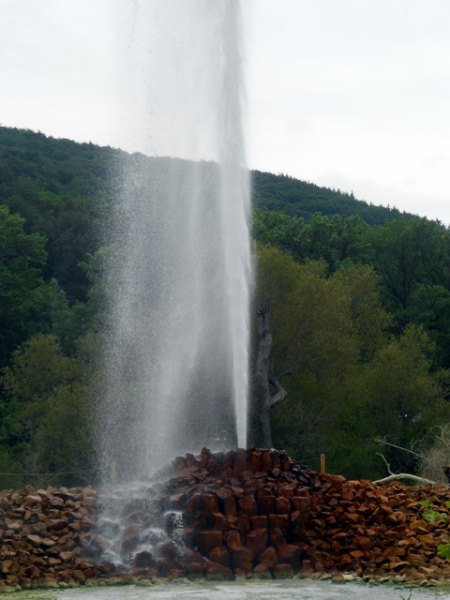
256, 246, 359, 379
370, 217, 450, 312
256, 208, 450, 374
419, 498, 450, 559
0, 127, 113, 304
2, 125, 450, 486
347, 326, 448, 475
256, 245, 449, 478
256, 247, 375, 476
438, 544, 450, 559
31, 382, 92, 480
423, 509, 446, 523
334, 264, 390, 361
252, 171, 410, 225
0, 446, 24, 489
254, 210, 373, 270
0, 334, 93, 486
0, 204, 73, 366
419, 498, 449, 523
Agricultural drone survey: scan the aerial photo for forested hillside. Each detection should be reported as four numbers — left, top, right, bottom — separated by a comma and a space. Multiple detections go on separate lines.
1, 125, 450, 488
252, 171, 412, 225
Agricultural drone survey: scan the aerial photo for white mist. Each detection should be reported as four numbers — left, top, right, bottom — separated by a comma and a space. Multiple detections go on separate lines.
98, 0, 251, 480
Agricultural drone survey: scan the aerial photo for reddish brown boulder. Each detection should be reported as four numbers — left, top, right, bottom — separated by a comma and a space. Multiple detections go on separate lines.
270, 527, 287, 549
216, 487, 232, 500
182, 525, 194, 546
237, 514, 251, 537
273, 563, 294, 578
250, 515, 267, 530
277, 543, 302, 569
246, 528, 268, 559
259, 546, 278, 568
200, 447, 211, 467
257, 495, 276, 514
72, 569, 86, 583
183, 549, 205, 575
269, 514, 289, 532
276, 496, 290, 514
205, 561, 233, 580
291, 496, 311, 513
261, 449, 272, 471
195, 530, 223, 556
210, 546, 231, 567
203, 494, 219, 514
253, 562, 272, 578
187, 494, 202, 513
281, 456, 294, 473
133, 550, 153, 568
185, 560, 204, 576
233, 450, 248, 476
167, 567, 184, 579
26, 534, 43, 546
230, 545, 253, 572
192, 511, 208, 531
211, 512, 227, 531
223, 496, 237, 519
271, 451, 281, 470
239, 494, 257, 516
249, 451, 262, 473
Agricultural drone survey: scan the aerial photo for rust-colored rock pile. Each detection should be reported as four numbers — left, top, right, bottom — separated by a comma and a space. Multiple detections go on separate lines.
1, 447, 450, 589
151, 447, 321, 580
154, 448, 450, 584
0, 485, 107, 588
301, 474, 450, 585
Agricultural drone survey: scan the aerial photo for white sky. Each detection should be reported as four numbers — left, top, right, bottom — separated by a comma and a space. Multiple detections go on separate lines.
1, 0, 450, 222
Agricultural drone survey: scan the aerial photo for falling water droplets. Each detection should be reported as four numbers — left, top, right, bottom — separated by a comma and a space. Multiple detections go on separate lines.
98, 0, 251, 480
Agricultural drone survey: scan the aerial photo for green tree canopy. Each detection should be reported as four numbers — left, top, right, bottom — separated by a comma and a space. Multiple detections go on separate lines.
1, 334, 93, 486
0, 205, 72, 366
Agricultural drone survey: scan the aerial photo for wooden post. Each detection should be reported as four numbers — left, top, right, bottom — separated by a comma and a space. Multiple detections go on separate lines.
320, 453, 326, 474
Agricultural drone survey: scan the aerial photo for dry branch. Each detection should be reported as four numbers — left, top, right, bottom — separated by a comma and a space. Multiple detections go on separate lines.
372, 473, 437, 485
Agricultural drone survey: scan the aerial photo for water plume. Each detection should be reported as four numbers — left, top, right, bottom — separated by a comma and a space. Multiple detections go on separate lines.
98, 0, 251, 481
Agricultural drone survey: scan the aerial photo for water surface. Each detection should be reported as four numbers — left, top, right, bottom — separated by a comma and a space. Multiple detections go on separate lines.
7, 581, 447, 600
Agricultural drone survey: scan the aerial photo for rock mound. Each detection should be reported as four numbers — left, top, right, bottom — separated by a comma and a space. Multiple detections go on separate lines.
1, 447, 450, 588
0, 485, 101, 588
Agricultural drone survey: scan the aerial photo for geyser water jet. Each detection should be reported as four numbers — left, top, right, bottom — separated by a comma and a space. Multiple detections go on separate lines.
98, 0, 251, 481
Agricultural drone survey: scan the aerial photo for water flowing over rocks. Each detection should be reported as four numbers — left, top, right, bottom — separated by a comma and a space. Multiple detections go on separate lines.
1, 448, 450, 589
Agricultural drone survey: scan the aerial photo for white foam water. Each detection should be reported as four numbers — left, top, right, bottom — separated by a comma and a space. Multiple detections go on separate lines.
93, 481, 167, 568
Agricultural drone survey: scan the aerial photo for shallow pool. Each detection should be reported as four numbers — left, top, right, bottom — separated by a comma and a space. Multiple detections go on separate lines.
5, 580, 446, 600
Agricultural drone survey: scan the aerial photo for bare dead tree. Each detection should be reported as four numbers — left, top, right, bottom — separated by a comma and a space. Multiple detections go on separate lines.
375, 435, 450, 485
372, 452, 436, 486
252, 309, 288, 447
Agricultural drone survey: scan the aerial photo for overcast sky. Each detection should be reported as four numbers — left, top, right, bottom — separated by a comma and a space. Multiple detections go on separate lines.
1, 0, 450, 222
